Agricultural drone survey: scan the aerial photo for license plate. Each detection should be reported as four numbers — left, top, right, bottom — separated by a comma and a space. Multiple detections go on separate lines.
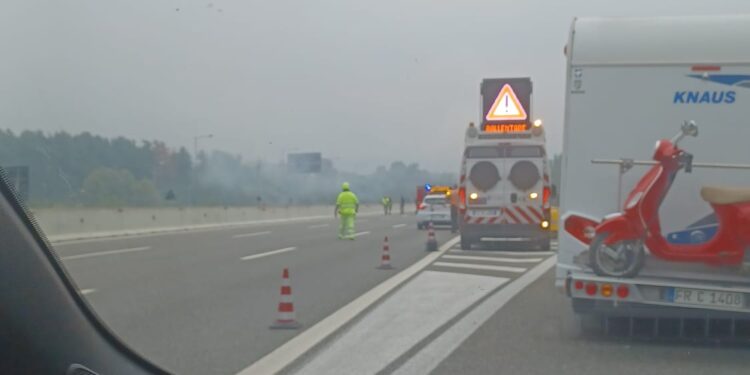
470, 209, 499, 217
667, 287, 745, 309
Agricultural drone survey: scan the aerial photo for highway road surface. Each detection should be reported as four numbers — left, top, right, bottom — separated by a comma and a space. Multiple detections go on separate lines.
51, 215, 749, 375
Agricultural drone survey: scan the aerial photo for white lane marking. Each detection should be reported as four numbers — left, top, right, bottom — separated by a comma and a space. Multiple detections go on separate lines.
292, 271, 508, 375
308, 224, 330, 229
392, 224, 407, 228
232, 231, 271, 239
80, 289, 96, 295
394, 256, 557, 375
236, 236, 461, 375
50, 210, 383, 245
61, 246, 152, 261
241, 247, 297, 261
351, 231, 370, 238
432, 262, 526, 273
441, 255, 543, 263
451, 249, 555, 256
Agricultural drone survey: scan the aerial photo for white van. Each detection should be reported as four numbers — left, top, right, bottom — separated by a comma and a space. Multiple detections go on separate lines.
558, 15, 750, 332
458, 78, 552, 250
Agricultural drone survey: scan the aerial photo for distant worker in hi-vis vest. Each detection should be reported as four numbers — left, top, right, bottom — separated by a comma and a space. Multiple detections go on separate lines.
336, 182, 359, 239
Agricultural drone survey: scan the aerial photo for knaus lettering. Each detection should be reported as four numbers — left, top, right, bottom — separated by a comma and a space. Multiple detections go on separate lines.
673, 90, 736, 104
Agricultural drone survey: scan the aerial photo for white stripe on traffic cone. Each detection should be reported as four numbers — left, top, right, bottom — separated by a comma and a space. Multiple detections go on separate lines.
377, 236, 393, 269
270, 267, 301, 329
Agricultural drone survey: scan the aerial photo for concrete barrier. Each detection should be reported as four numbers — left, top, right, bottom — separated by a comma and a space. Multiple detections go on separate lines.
30, 205, 384, 243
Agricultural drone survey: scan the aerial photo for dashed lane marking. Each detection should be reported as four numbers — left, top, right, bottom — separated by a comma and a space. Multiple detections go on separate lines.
232, 231, 271, 239
241, 247, 297, 261
80, 289, 96, 295
351, 231, 371, 238
392, 224, 407, 228
432, 262, 526, 273
61, 246, 152, 261
441, 254, 543, 263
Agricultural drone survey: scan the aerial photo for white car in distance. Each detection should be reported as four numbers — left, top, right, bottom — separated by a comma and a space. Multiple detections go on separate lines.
417, 194, 451, 229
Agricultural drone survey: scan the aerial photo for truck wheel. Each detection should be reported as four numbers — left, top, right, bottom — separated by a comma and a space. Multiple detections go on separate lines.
460, 235, 473, 250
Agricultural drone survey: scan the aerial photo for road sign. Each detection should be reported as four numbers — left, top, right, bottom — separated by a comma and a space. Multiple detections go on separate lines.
287, 152, 322, 173
486, 84, 527, 121
481, 78, 532, 132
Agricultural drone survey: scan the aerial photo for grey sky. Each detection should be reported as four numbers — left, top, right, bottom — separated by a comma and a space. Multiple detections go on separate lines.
3, 0, 749, 173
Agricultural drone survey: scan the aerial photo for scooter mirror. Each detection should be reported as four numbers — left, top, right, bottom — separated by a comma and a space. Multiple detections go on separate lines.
681, 120, 699, 137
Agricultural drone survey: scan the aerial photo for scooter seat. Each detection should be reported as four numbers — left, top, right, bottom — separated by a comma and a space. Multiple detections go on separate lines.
700, 186, 750, 204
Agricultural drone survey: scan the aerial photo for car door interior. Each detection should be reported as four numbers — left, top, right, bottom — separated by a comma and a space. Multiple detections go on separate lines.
0, 175, 168, 374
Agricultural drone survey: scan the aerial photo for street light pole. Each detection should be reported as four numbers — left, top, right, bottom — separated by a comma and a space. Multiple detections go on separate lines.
189, 134, 213, 206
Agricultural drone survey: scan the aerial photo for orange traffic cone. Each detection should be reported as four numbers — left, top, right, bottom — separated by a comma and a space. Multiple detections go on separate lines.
270, 268, 301, 329
377, 236, 393, 269
426, 222, 438, 251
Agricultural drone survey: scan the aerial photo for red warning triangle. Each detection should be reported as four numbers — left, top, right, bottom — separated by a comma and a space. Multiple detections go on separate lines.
485, 84, 527, 121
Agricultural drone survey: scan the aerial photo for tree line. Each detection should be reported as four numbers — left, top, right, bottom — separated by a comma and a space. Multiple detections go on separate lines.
0, 130, 458, 207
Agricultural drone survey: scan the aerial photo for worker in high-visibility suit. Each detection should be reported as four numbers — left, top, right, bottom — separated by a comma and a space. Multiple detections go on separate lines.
336, 182, 359, 239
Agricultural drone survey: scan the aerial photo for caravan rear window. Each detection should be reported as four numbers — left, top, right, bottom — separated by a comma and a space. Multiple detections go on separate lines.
466, 145, 544, 158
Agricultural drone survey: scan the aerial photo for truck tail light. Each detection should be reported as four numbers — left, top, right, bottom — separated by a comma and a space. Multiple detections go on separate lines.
574, 280, 584, 290
543, 186, 550, 206
601, 283, 613, 297
617, 285, 630, 299
585, 282, 597, 296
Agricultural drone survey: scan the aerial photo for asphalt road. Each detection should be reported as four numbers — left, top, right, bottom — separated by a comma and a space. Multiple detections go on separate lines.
52, 213, 453, 375
281, 240, 749, 375
51, 217, 749, 375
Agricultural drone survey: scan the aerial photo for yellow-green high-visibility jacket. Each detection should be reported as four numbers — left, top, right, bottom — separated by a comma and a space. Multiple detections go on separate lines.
337, 191, 359, 216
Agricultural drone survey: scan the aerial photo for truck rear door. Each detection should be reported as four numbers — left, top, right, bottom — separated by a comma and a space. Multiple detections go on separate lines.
504, 145, 546, 225
464, 146, 504, 223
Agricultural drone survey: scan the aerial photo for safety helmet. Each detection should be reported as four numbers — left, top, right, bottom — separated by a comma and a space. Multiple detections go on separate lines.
341, 182, 350, 191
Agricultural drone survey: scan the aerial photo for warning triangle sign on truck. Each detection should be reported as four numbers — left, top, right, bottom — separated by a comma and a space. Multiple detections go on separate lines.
485, 84, 527, 121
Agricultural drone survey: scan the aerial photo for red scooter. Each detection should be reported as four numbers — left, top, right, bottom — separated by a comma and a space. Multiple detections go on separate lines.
589, 122, 750, 277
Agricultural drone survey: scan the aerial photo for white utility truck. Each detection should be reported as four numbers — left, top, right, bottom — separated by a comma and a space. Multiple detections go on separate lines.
557, 15, 750, 337
458, 78, 552, 250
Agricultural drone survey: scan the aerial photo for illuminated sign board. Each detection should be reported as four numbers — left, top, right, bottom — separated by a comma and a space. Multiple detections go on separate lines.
481, 78, 532, 132
484, 123, 527, 133
427, 185, 452, 195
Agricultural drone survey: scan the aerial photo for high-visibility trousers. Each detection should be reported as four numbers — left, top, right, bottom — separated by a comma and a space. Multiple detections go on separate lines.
339, 214, 355, 238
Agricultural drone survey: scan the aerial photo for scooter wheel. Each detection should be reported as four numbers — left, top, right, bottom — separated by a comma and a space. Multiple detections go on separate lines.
589, 233, 645, 278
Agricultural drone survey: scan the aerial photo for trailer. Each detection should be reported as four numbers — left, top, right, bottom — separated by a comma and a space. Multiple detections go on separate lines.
557, 15, 750, 337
